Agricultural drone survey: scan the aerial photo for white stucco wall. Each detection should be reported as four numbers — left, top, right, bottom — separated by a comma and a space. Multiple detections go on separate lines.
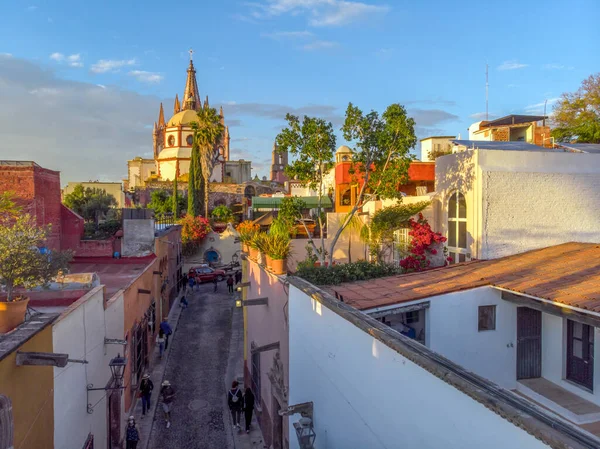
288, 284, 549, 449
427, 287, 517, 389
435, 150, 600, 260
52, 286, 125, 449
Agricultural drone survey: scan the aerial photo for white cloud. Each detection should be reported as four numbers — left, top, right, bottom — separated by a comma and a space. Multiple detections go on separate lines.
91, 58, 136, 73
261, 30, 314, 40
470, 112, 498, 121
50, 52, 83, 68
27, 5, 37, 11
497, 60, 528, 70
128, 70, 163, 83
247, 0, 389, 27
524, 97, 560, 114
302, 40, 338, 51
1, 53, 13, 58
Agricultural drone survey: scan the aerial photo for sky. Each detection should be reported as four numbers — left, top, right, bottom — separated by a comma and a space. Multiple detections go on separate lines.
0, 0, 599, 184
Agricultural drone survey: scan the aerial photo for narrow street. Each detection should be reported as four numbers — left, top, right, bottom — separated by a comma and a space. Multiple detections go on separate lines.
147, 281, 236, 449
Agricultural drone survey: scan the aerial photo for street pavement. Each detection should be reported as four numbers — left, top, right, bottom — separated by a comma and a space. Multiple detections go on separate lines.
141, 281, 265, 449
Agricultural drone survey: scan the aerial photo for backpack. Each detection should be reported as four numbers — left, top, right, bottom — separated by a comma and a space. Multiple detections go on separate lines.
230, 388, 240, 403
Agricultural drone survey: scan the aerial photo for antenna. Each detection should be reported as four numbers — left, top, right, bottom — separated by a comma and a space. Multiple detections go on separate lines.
485, 63, 489, 121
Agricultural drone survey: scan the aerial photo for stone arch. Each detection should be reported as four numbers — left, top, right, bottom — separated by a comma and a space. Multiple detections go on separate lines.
244, 185, 256, 199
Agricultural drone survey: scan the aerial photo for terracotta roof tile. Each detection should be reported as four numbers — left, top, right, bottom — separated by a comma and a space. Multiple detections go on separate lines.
332, 243, 600, 312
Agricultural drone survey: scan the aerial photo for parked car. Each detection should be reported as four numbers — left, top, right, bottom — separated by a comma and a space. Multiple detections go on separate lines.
188, 266, 226, 282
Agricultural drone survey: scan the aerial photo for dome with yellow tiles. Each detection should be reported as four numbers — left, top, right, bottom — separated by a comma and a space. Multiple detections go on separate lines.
167, 109, 198, 127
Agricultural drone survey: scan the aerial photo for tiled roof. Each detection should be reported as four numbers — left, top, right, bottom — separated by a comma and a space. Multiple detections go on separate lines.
327, 243, 600, 311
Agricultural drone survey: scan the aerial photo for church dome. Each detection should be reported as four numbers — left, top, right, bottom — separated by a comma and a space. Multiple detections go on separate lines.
167, 109, 198, 127
336, 145, 352, 154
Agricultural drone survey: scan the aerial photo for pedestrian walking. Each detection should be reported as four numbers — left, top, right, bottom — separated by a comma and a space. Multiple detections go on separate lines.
195, 274, 201, 290
160, 318, 173, 350
213, 276, 218, 293
188, 276, 195, 293
180, 294, 188, 309
126, 416, 140, 449
227, 275, 234, 294
182, 273, 188, 290
235, 270, 242, 284
156, 329, 165, 358
139, 374, 154, 417
228, 380, 243, 431
243, 387, 255, 434
160, 380, 176, 429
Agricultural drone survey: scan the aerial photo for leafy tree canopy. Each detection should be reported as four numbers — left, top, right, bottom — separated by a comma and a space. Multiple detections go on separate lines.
63, 185, 117, 223
552, 73, 600, 143
148, 189, 185, 216
0, 191, 22, 222
211, 205, 234, 223
278, 197, 306, 229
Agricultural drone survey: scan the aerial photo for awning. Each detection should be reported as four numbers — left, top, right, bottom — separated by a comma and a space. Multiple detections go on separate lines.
251, 196, 333, 210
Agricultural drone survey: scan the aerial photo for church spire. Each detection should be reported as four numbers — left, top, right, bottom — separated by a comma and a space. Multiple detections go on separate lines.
182, 49, 201, 111
174, 94, 181, 115
203, 95, 209, 110
158, 103, 165, 127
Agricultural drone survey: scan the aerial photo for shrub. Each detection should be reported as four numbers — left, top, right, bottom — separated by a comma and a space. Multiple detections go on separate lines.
236, 220, 260, 244
295, 260, 401, 286
211, 205, 234, 223
265, 234, 292, 260
178, 214, 212, 254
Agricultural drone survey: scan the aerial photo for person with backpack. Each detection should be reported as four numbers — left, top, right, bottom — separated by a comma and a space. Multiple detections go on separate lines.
139, 374, 154, 417
160, 380, 176, 429
243, 387, 255, 434
227, 380, 243, 431
227, 275, 234, 294
160, 318, 173, 350
125, 416, 140, 449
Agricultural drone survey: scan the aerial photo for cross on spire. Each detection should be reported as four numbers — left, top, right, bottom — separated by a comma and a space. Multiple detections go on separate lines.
188, 48, 194, 62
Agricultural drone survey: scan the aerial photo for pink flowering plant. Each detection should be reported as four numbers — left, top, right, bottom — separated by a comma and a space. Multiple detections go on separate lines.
399, 213, 450, 272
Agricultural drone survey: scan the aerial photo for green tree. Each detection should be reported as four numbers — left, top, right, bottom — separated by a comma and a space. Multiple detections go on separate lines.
0, 215, 72, 301
276, 115, 336, 263
188, 142, 204, 217
552, 73, 600, 143
172, 177, 179, 218
211, 205, 234, 223
0, 191, 22, 221
327, 103, 416, 266
63, 185, 117, 226
190, 105, 225, 217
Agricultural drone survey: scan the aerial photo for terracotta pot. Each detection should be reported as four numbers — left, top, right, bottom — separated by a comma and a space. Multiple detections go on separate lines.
271, 258, 286, 275
249, 247, 259, 260
242, 243, 249, 253
265, 255, 273, 270
258, 252, 266, 266
0, 297, 30, 333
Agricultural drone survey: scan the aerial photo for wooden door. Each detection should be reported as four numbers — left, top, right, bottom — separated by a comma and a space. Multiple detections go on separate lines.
567, 320, 594, 390
517, 307, 542, 379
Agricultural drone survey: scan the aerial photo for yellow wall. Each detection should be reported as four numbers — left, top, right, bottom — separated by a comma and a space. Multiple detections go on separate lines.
0, 326, 54, 449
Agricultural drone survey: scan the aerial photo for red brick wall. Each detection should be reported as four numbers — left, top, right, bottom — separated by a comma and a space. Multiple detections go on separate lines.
0, 163, 62, 250
61, 205, 84, 251
76, 239, 116, 257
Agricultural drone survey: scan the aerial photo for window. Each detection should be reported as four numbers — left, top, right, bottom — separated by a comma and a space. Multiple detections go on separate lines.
447, 191, 469, 264
392, 228, 410, 265
567, 320, 594, 390
405, 310, 419, 324
167, 135, 175, 146
478, 305, 496, 331
340, 189, 351, 206
0, 395, 14, 449
251, 344, 261, 406
186, 135, 193, 146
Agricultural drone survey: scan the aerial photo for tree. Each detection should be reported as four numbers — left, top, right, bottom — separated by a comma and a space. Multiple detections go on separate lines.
552, 73, 600, 143
327, 103, 416, 266
188, 141, 204, 217
0, 215, 72, 301
172, 177, 179, 218
276, 114, 336, 264
63, 185, 117, 226
0, 191, 22, 221
149, 189, 185, 217
190, 106, 225, 217
211, 205, 234, 223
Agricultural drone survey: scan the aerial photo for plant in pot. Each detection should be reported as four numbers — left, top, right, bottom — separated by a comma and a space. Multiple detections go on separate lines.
211, 205, 234, 232
0, 214, 73, 333
267, 234, 292, 275
248, 232, 263, 261
267, 218, 290, 271
254, 232, 270, 266
236, 220, 260, 253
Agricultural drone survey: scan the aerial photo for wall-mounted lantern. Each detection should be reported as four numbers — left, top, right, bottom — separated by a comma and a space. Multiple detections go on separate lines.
294, 417, 316, 449
86, 354, 127, 414
235, 297, 268, 308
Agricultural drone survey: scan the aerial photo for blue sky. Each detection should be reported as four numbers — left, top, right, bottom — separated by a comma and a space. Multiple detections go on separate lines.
0, 0, 598, 183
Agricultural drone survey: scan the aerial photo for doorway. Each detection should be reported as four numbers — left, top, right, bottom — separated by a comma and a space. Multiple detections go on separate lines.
517, 307, 542, 379
567, 320, 594, 390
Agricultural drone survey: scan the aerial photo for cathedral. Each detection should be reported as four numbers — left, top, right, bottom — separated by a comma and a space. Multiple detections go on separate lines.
126, 55, 245, 190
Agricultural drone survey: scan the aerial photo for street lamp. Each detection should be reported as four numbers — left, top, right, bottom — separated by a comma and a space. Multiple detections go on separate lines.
293, 417, 316, 449
87, 353, 128, 413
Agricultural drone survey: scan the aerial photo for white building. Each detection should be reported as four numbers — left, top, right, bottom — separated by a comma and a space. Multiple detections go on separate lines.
433, 148, 600, 262
286, 242, 600, 448
419, 136, 455, 162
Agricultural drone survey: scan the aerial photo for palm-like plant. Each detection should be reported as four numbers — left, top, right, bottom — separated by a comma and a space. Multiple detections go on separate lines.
190, 106, 225, 217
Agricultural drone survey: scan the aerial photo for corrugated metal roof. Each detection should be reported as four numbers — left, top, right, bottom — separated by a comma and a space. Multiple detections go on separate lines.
451, 140, 560, 152
251, 196, 333, 209
480, 114, 547, 127
558, 143, 600, 154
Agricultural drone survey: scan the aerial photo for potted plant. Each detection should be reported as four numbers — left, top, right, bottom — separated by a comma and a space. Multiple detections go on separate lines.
236, 220, 260, 253
255, 232, 270, 266
267, 234, 292, 275
248, 232, 263, 261
0, 214, 72, 333
264, 235, 274, 270
211, 205, 234, 232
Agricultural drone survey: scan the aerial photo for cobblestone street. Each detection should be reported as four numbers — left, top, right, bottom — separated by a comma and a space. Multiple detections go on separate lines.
146, 282, 236, 449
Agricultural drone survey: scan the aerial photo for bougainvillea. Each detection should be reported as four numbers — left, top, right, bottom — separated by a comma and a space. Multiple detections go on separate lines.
399, 213, 448, 272
179, 214, 212, 245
